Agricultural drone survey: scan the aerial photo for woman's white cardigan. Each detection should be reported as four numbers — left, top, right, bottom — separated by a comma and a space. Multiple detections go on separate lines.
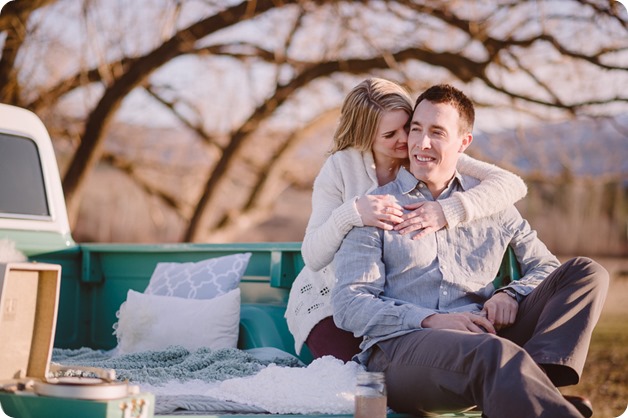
285, 148, 527, 354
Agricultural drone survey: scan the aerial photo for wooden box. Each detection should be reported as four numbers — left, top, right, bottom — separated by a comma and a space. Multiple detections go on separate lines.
0, 262, 154, 418
0, 262, 60, 385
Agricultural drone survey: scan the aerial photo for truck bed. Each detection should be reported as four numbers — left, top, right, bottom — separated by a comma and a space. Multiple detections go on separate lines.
6, 241, 516, 418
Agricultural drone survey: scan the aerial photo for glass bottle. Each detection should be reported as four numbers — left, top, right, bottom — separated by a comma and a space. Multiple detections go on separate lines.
354, 371, 387, 418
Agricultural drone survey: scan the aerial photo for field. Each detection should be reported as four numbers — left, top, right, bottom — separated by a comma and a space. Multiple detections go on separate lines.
561, 258, 628, 418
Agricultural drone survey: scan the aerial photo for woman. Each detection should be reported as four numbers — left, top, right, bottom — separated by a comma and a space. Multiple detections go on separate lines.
286, 78, 527, 361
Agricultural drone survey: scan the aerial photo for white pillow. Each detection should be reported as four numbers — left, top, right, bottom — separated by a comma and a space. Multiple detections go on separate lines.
114, 288, 240, 354
144, 253, 251, 299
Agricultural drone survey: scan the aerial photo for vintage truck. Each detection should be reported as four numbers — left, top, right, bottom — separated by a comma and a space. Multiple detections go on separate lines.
0, 104, 519, 418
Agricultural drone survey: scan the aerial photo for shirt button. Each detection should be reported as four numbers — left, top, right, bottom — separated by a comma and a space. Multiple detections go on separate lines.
418, 183, 424, 188
443, 291, 448, 295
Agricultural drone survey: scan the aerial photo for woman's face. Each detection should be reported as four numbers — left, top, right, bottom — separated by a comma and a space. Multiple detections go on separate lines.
371, 109, 410, 163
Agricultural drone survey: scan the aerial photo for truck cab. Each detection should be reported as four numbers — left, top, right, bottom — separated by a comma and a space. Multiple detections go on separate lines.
0, 104, 75, 256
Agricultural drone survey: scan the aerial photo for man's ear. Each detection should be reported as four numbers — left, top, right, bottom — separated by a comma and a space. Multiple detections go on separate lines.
459, 133, 473, 153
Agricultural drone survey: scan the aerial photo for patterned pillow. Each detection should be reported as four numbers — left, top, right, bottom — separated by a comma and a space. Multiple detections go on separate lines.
144, 253, 251, 299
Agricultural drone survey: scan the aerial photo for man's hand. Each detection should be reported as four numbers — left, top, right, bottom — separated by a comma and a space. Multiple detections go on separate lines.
482, 292, 518, 331
421, 312, 496, 334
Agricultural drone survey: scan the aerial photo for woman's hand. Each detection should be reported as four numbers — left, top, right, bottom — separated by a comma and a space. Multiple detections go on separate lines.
394, 201, 447, 239
356, 195, 404, 230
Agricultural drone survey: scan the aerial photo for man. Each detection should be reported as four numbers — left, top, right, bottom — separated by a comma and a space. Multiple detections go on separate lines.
331, 84, 608, 418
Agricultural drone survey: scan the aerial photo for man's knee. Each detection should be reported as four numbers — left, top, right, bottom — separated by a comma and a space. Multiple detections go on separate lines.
475, 334, 528, 370
561, 256, 609, 291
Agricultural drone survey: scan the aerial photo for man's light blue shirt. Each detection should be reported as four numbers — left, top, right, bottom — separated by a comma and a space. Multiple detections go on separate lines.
331, 167, 560, 364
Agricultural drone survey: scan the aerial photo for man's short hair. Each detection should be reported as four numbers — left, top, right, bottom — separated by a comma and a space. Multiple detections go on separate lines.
414, 84, 475, 135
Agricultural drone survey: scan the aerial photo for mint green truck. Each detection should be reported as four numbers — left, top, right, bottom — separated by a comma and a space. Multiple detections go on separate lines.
0, 104, 518, 417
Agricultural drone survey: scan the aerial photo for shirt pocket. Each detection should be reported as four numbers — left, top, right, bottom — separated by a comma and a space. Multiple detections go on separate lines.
453, 222, 505, 275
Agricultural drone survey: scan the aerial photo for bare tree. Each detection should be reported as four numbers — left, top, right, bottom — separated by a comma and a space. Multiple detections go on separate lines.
1, 0, 626, 243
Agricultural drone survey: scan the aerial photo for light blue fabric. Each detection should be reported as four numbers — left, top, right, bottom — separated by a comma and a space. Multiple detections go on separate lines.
331, 168, 560, 364
52, 345, 302, 386
51, 346, 303, 415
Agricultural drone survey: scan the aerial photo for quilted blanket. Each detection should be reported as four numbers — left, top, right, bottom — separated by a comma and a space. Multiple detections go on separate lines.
51, 346, 360, 415
51, 345, 303, 414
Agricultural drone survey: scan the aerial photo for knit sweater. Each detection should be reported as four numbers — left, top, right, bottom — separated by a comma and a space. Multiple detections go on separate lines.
285, 148, 527, 354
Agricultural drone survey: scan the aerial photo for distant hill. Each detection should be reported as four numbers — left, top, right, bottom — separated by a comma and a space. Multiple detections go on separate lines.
473, 115, 627, 179
69, 114, 627, 248
101, 114, 628, 182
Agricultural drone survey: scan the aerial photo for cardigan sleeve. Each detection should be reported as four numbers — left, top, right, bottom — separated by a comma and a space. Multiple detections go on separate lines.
301, 156, 364, 271
438, 154, 528, 227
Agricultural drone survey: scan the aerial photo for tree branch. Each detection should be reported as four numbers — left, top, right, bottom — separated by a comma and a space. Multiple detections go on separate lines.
0, 0, 61, 103
143, 83, 223, 155
101, 152, 188, 217
61, 0, 313, 220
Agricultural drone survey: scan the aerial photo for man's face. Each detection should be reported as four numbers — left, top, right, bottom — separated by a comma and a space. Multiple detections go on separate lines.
408, 100, 472, 197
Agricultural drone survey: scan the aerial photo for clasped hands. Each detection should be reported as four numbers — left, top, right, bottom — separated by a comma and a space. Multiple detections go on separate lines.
421, 292, 519, 333
356, 194, 445, 240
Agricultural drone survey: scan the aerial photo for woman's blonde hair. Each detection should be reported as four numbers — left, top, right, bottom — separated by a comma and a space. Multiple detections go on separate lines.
331, 78, 413, 153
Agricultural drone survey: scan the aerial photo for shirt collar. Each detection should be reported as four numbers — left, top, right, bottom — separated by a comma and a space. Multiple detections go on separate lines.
397, 167, 420, 194
397, 167, 469, 196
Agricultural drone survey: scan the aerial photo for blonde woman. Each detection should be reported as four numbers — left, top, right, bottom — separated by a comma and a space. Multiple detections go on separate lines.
286, 78, 527, 361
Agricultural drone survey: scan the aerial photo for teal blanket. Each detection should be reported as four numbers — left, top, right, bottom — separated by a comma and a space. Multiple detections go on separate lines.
52, 346, 302, 386
52, 345, 303, 414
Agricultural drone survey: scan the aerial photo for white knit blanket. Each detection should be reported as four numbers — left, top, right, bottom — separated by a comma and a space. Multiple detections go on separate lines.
205, 356, 361, 414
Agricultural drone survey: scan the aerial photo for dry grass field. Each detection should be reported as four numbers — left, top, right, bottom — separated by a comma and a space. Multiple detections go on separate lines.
561, 257, 628, 418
